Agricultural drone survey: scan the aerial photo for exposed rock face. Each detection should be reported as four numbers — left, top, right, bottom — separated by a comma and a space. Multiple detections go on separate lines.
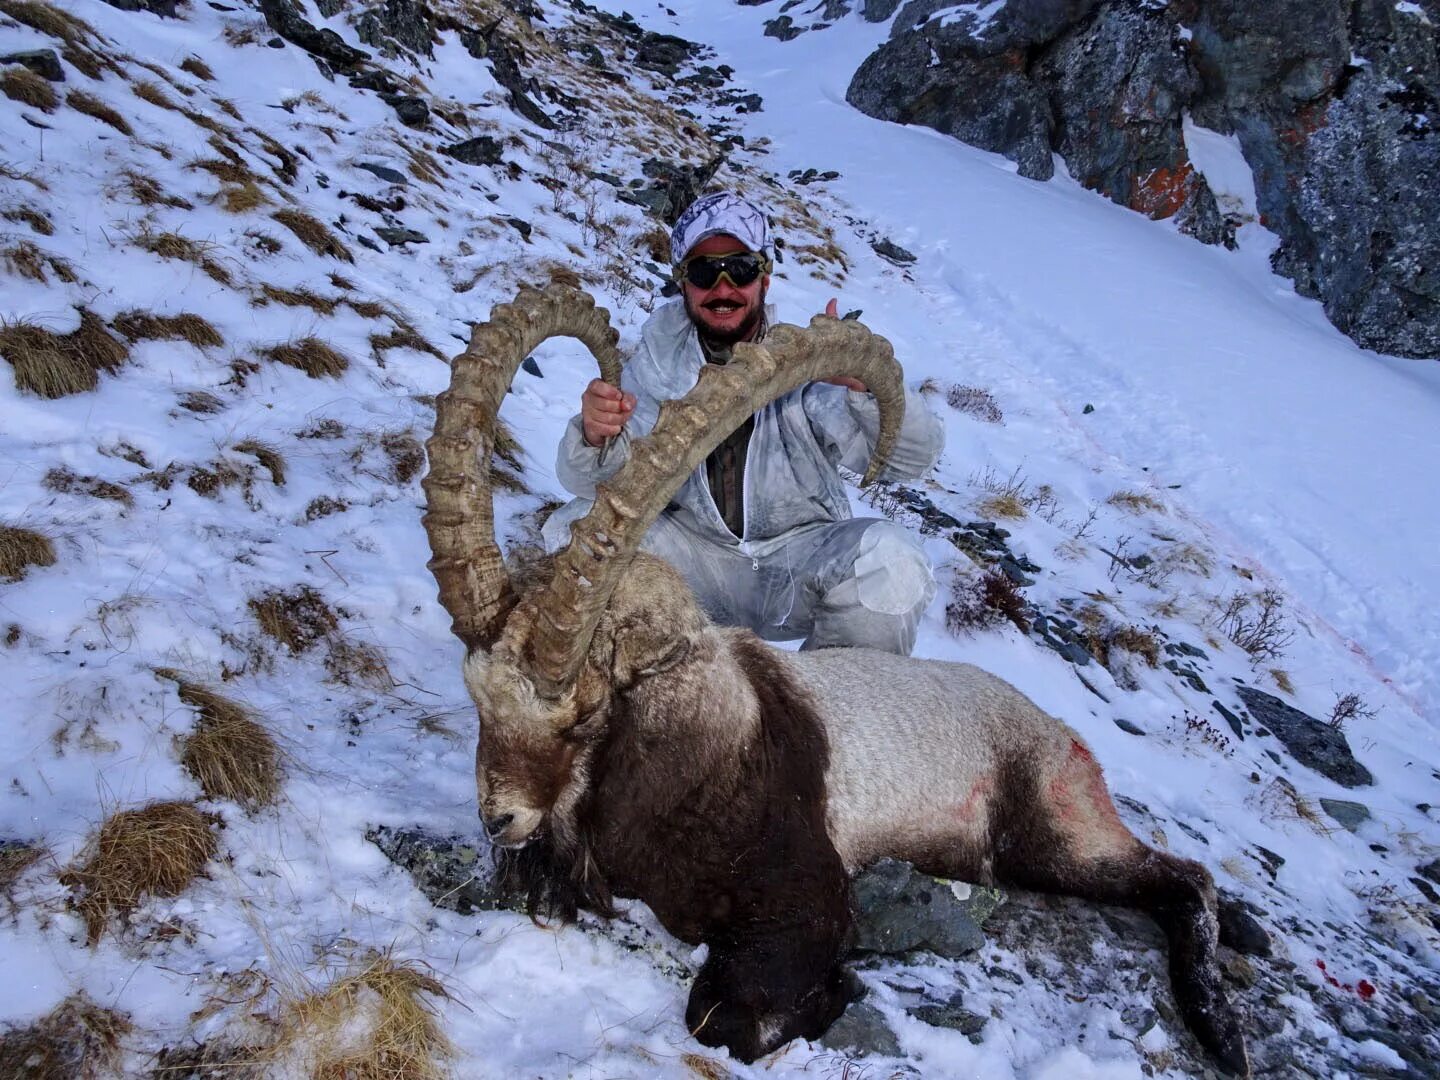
844, 0, 1440, 357
1236, 685, 1375, 788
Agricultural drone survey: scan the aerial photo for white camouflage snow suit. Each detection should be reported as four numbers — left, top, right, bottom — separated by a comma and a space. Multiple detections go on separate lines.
542, 299, 945, 655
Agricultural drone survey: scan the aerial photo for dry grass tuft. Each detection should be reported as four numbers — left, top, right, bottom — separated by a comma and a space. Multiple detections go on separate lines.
324, 638, 394, 690
2, 238, 46, 280
220, 181, 269, 213
369, 326, 443, 362
67, 89, 132, 135
189, 155, 256, 185
380, 431, 424, 484
977, 491, 1026, 520
0, 310, 129, 397
179, 55, 215, 81
3, 206, 54, 235
0, 523, 56, 580
0, 0, 95, 44
262, 337, 350, 379
61, 800, 218, 943
1106, 624, 1161, 667
305, 495, 348, 521
636, 224, 671, 263
0, 162, 47, 191
682, 1053, 730, 1080
0, 993, 131, 1079
121, 169, 190, 209
2, 65, 58, 110
177, 388, 224, 414
1269, 668, 1295, 695
43, 466, 133, 507
233, 439, 286, 486
328, 271, 357, 291
213, 96, 243, 121
111, 309, 223, 348
271, 209, 352, 261
271, 954, 452, 1080
249, 586, 338, 656
1107, 490, 1165, 515
134, 228, 232, 285
131, 78, 178, 111
159, 669, 281, 810
0, 839, 43, 891
255, 283, 340, 316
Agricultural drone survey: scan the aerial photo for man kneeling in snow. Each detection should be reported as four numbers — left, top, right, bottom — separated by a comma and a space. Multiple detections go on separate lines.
542, 192, 943, 656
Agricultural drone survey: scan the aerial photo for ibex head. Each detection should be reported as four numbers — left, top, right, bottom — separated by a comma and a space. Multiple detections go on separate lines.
422, 284, 906, 850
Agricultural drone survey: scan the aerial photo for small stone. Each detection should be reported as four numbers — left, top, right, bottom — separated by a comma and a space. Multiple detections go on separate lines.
521, 356, 543, 378
1318, 798, 1370, 832
1082, 403, 1095, 414
1, 49, 65, 82
819, 1001, 901, 1057
505, 218, 532, 240
356, 162, 407, 184
872, 237, 917, 264
764, 15, 805, 41
1217, 896, 1272, 957
374, 227, 428, 246
1418, 858, 1440, 886
379, 92, 428, 127
911, 1000, 987, 1039
267, 36, 285, 47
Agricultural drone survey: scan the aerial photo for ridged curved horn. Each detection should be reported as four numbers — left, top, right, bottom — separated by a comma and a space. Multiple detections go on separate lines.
422, 284, 622, 651
523, 314, 905, 697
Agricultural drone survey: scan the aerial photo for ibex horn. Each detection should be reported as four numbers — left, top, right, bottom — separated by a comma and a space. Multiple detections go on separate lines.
523, 314, 905, 697
422, 284, 622, 651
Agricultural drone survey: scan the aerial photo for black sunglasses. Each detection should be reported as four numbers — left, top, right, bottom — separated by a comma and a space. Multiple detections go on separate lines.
676, 252, 769, 290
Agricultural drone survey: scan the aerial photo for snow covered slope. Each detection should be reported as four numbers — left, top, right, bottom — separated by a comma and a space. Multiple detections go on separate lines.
0, 0, 1436, 1075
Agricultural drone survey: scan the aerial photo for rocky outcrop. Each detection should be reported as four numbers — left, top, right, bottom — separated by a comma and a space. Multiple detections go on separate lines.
844, 0, 1440, 357
1237, 685, 1375, 787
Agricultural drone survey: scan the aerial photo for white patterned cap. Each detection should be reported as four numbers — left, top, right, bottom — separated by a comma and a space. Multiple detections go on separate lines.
669, 192, 771, 265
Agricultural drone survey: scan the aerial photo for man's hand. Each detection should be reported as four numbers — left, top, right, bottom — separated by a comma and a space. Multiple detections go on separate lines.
817, 297, 868, 393
581, 378, 636, 447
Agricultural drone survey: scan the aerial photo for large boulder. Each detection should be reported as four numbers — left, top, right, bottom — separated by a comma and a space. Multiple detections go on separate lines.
843, 0, 1440, 357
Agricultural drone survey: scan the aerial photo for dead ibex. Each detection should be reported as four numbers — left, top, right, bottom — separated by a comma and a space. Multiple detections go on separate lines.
422, 285, 1249, 1075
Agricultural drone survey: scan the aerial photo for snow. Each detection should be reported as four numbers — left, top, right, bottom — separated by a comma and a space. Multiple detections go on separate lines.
0, 0, 1436, 1075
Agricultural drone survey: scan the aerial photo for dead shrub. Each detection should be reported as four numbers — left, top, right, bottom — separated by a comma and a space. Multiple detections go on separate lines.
305, 495, 348, 520
0, 0, 95, 44
249, 586, 337, 656
233, 440, 286, 486
0, 310, 128, 397
3, 206, 55, 234
1327, 691, 1376, 730
2, 65, 58, 110
272, 209, 352, 261
262, 337, 350, 379
43, 466, 133, 507
1216, 589, 1294, 664
946, 568, 1029, 635
67, 89, 132, 135
179, 55, 215, 81
255, 283, 339, 316
111, 309, 223, 348
946, 384, 1003, 423
0, 993, 131, 1079
159, 669, 281, 810
61, 800, 218, 944
269, 955, 452, 1080
131, 78, 177, 111
0, 523, 56, 580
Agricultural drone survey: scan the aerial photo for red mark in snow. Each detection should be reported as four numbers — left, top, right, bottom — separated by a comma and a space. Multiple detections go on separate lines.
1315, 960, 1378, 1000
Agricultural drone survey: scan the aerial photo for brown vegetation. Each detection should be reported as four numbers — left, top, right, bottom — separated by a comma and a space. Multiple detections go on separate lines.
3, 206, 54, 235
133, 228, 232, 285
271, 209, 352, 261
324, 638, 393, 690
0, 0, 95, 44
1107, 490, 1165, 515
233, 440, 286, 486
43, 466, 133, 507
179, 55, 215, 81
0, 840, 43, 891
945, 568, 1030, 635
111, 309, 223, 348
255, 283, 340, 316
159, 669, 281, 810
249, 586, 338, 656
0, 310, 128, 397
946, 384, 1004, 423
1328, 691, 1376, 730
1216, 588, 1294, 663
2, 65, 58, 110
220, 181, 268, 213
121, 169, 190, 209
131, 78, 178, 111
380, 431, 424, 484
0, 523, 56, 580
270, 955, 452, 1080
67, 89, 132, 135
61, 800, 218, 943
261, 337, 350, 379
369, 325, 443, 362
0, 993, 131, 1079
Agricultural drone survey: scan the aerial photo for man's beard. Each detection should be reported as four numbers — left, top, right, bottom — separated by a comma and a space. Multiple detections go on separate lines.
684, 286, 766, 347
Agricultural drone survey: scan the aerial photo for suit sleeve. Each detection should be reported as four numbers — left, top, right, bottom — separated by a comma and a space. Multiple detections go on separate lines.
803, 382, 944, 482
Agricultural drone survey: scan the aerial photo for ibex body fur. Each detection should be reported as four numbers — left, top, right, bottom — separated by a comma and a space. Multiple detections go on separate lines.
425, 286, 1249, 1075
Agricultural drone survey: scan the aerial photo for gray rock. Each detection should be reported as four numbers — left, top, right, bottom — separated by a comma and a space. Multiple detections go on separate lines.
863, 0, 903, 22
258, 0, 370, 69
910, 996, 987, 1040
379, 92, 428, 127
356, 162, 407, 184
367, 825, 523, 914
2, 49, 64, 82
1217, 893, 1273, 956
374, 227, 428, 245
851, 857, 1001, 958
818, 1000, 902, 1056
1319, 798, 1371, 832
1421, 858, 1440, 886
764, 16, 805, 41
872, 237, 916, 264
443, 136, 504, 166
1237, 686, 1374, 787
634, 32, 698, 76
355, 0, 436, 60
1114, 717, 1146, 735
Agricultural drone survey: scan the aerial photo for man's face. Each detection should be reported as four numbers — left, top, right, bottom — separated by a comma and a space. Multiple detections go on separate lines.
680, 234, 770, 346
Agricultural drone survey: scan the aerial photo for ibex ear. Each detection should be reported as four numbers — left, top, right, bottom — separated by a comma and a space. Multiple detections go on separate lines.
612, 631, 693, 691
